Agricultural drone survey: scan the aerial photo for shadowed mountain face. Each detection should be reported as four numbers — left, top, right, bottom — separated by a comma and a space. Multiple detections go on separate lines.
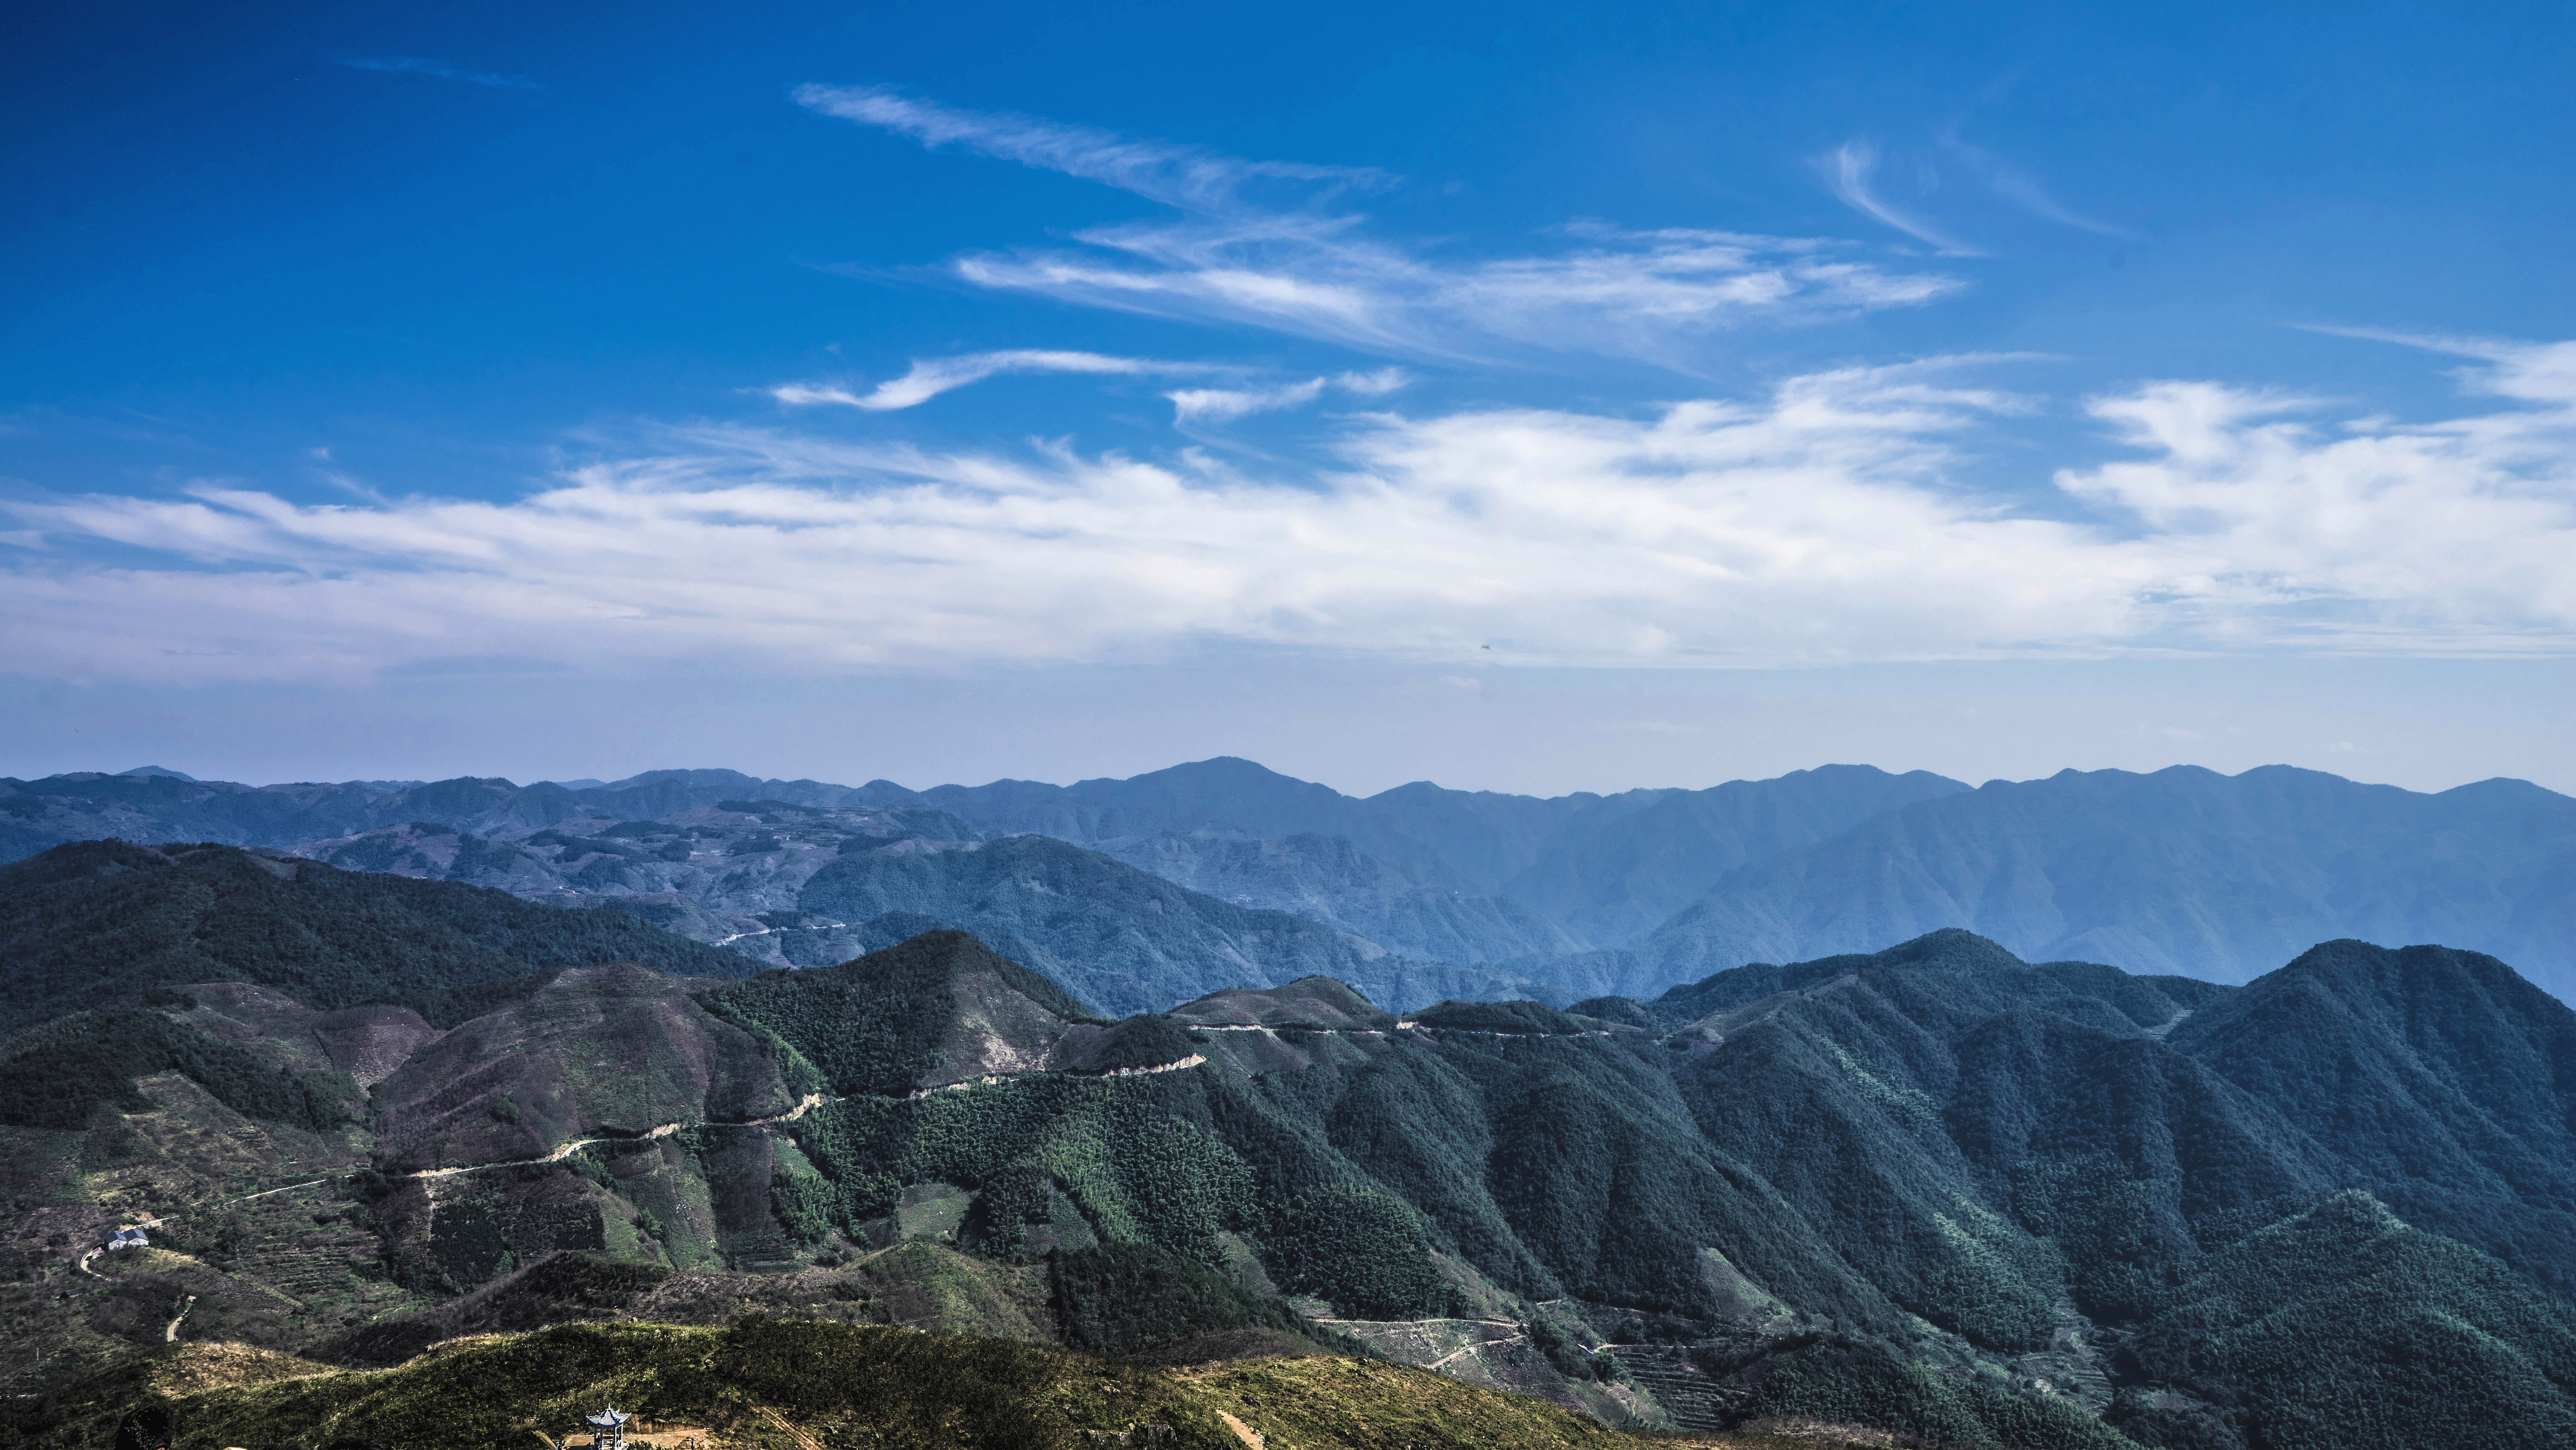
886, 759, 1971, 952
1533, 765, 2576, 1002
0, 769, 908, 856
2111, 1191, 2576, 1449
1494, 766, 1975, 947
0, 840, 757, 1033
1088, 832, 1585, 967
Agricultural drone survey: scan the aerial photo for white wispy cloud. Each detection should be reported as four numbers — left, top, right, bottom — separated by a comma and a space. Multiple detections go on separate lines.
1166, 380, 1327, 425
800, 88, 1959, 363
1336, 368, 1411, 396
1940, 136, 2127, 238
9, 344, 2570, 684
1820, 141, 1984, 255
796, 85, 1389, 215
329, 55, 540, 90
770, 350, 1224, 410
1822, 135, 2125, 249
1164, 370, 1410, 425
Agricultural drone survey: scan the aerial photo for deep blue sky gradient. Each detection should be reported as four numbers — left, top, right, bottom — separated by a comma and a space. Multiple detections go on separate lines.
13, 2, 2573, 494
5, 1, 2572, 792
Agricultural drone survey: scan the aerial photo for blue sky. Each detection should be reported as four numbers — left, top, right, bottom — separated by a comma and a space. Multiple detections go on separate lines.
4, 0, 2573, 795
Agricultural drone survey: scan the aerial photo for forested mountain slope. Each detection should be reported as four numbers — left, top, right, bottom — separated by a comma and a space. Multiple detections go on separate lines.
0, 840, 756, 1032
13, 907, 2576, 1450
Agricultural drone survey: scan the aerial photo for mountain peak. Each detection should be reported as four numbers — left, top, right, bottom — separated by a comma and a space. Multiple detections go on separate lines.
705, 928, 1101, 1096
1170, 975, 1396, 1031
1871, 928, 2030, 973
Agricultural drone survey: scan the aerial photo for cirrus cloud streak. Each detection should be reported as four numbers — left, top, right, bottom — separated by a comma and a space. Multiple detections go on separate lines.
771, 349, 1229, 410
800, 86, 1961, 364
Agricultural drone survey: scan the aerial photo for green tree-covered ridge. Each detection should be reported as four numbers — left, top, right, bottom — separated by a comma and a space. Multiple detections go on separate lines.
8, 829, 2576, 1450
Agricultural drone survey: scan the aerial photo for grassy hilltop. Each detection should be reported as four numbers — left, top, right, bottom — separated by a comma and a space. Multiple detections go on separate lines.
5, 1319, 1901, 1450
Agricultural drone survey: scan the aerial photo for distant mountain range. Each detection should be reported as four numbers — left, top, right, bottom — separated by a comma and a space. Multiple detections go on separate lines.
4, 757, 2571, 1003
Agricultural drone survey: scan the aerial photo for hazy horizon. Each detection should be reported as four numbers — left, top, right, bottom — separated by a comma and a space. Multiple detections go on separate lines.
19, 717, 2571, 805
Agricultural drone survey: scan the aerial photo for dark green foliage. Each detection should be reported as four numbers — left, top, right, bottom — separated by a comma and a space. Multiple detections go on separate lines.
704, 929, 1093, 1097
2168, 939, 2576, 1297
756, 1025, 829, 1099
365, 969, 565, 1030
771, 1170, 835, 1244
1096, 1111, 1260, 1264
0, 840, 756, 1031
0, 1008, 350, 1129
1408, 1000, 1593, 1034
16, 877, 2576, 1450
2107, 1192, 2576, 1450
1731, 1333, 2134, 1450
792, 1072, 1264, 1264
515, 1252, 670, 1306
790, 1097, 907, 1224
1265, 1185, 1440, 1319
1561, 996, 1658, 1030
1079, 1015, 1200, 1072
711, 1317, 1075, 1450
1049, 1241, 1341, 1358
1312, 1047, 1565, 1299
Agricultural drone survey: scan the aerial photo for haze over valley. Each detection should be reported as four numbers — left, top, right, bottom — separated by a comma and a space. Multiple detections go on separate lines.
10, 756, 2570, 1009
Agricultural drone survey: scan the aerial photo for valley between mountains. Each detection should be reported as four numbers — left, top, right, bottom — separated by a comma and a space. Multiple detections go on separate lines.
8, 829, 2576, 1450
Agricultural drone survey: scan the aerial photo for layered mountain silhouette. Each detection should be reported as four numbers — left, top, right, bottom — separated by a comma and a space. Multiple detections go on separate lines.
1088, 831, 1583, 966
794, 833, 1539, 1015
6, 756, 2572, 1004
1568, 766, 2576, 994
